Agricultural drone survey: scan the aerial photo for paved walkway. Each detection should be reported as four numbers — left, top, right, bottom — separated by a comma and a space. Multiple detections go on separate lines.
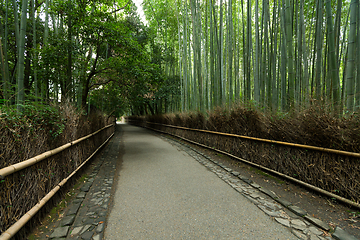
46, 124, 356, 240
105, 124, 296, 239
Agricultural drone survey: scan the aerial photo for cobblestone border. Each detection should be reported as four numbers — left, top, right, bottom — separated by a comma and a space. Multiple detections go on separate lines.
47, 131, 121, 240
162, 136, 359, 240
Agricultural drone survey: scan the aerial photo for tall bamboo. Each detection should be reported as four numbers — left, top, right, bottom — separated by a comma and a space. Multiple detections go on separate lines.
263, 0, 271, 109
271, 0, 278, 111
0, 0, 10, 103
16, 0, 29, 111
204, 0, 209, 110
31, 0, 38, 101
65, 0, 73, 102
325, 0, 340, 113
334, 0, 342, 66
220, 0, 225, 105
254, 0, 260, 103
209, 0, 215, 108
285, 0, 294, 109
190, 0, 198, 110
176, 3, 184, 111
12, 0, 20, 49
345, 0, 358, 111
240, 0, 245, 102
244, 0, 251, 101
314, 0, 323, 103
227, 0, 234, 106
234, 0, 240, 102
300, 0, 309, 106
280, 0, 287, 111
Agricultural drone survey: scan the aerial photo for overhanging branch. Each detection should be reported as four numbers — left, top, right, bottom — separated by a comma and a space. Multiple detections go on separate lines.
89, 78, 114, 89
110, 0, 132, 14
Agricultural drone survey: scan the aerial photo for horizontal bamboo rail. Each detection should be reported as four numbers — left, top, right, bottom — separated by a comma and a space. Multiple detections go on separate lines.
0, 124, 115, 179
0, 126, 115, 240
145, 121, 360, 158
138, 122, 360, 209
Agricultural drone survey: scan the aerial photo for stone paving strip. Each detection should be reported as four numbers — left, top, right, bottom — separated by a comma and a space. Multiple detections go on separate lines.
162, 136, 359, 240
48, 129, 121, 240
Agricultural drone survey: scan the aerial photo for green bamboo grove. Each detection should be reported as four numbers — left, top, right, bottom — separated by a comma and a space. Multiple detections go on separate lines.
1, 0, 360, 116
143, 0, 360, 114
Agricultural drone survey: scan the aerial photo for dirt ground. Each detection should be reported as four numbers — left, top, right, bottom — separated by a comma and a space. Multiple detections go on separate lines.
168, 135, 360, 239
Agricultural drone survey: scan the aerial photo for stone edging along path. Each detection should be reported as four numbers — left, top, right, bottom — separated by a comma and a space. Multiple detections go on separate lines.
161, 136, 358, 240
47, 126, 358, 240
47, 127, 121, 240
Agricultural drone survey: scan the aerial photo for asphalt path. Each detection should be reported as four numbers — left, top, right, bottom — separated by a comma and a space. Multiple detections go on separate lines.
104, 124, 297, 239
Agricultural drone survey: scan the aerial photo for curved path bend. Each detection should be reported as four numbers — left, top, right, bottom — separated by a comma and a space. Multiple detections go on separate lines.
104, 124, 296, 239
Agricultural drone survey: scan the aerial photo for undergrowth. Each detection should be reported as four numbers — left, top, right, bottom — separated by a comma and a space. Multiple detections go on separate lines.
145, 104, 360, 153
1, 103, 66, 146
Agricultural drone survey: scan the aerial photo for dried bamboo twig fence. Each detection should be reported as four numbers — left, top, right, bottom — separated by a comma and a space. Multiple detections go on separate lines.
145, 122, 360, 158
0, 123, 115, 240
0, 124, 114, 179
131, 120, 360, 209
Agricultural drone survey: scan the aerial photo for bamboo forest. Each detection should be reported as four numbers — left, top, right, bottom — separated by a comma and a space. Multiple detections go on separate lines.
142, 0, 360, 114
3, 2, 360, 238
1, 0, 360, 115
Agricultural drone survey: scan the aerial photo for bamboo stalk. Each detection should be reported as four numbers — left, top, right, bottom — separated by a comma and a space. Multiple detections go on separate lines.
0, 124, 115, 179
145, 121, 360, 158
0, 131, 115, 240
